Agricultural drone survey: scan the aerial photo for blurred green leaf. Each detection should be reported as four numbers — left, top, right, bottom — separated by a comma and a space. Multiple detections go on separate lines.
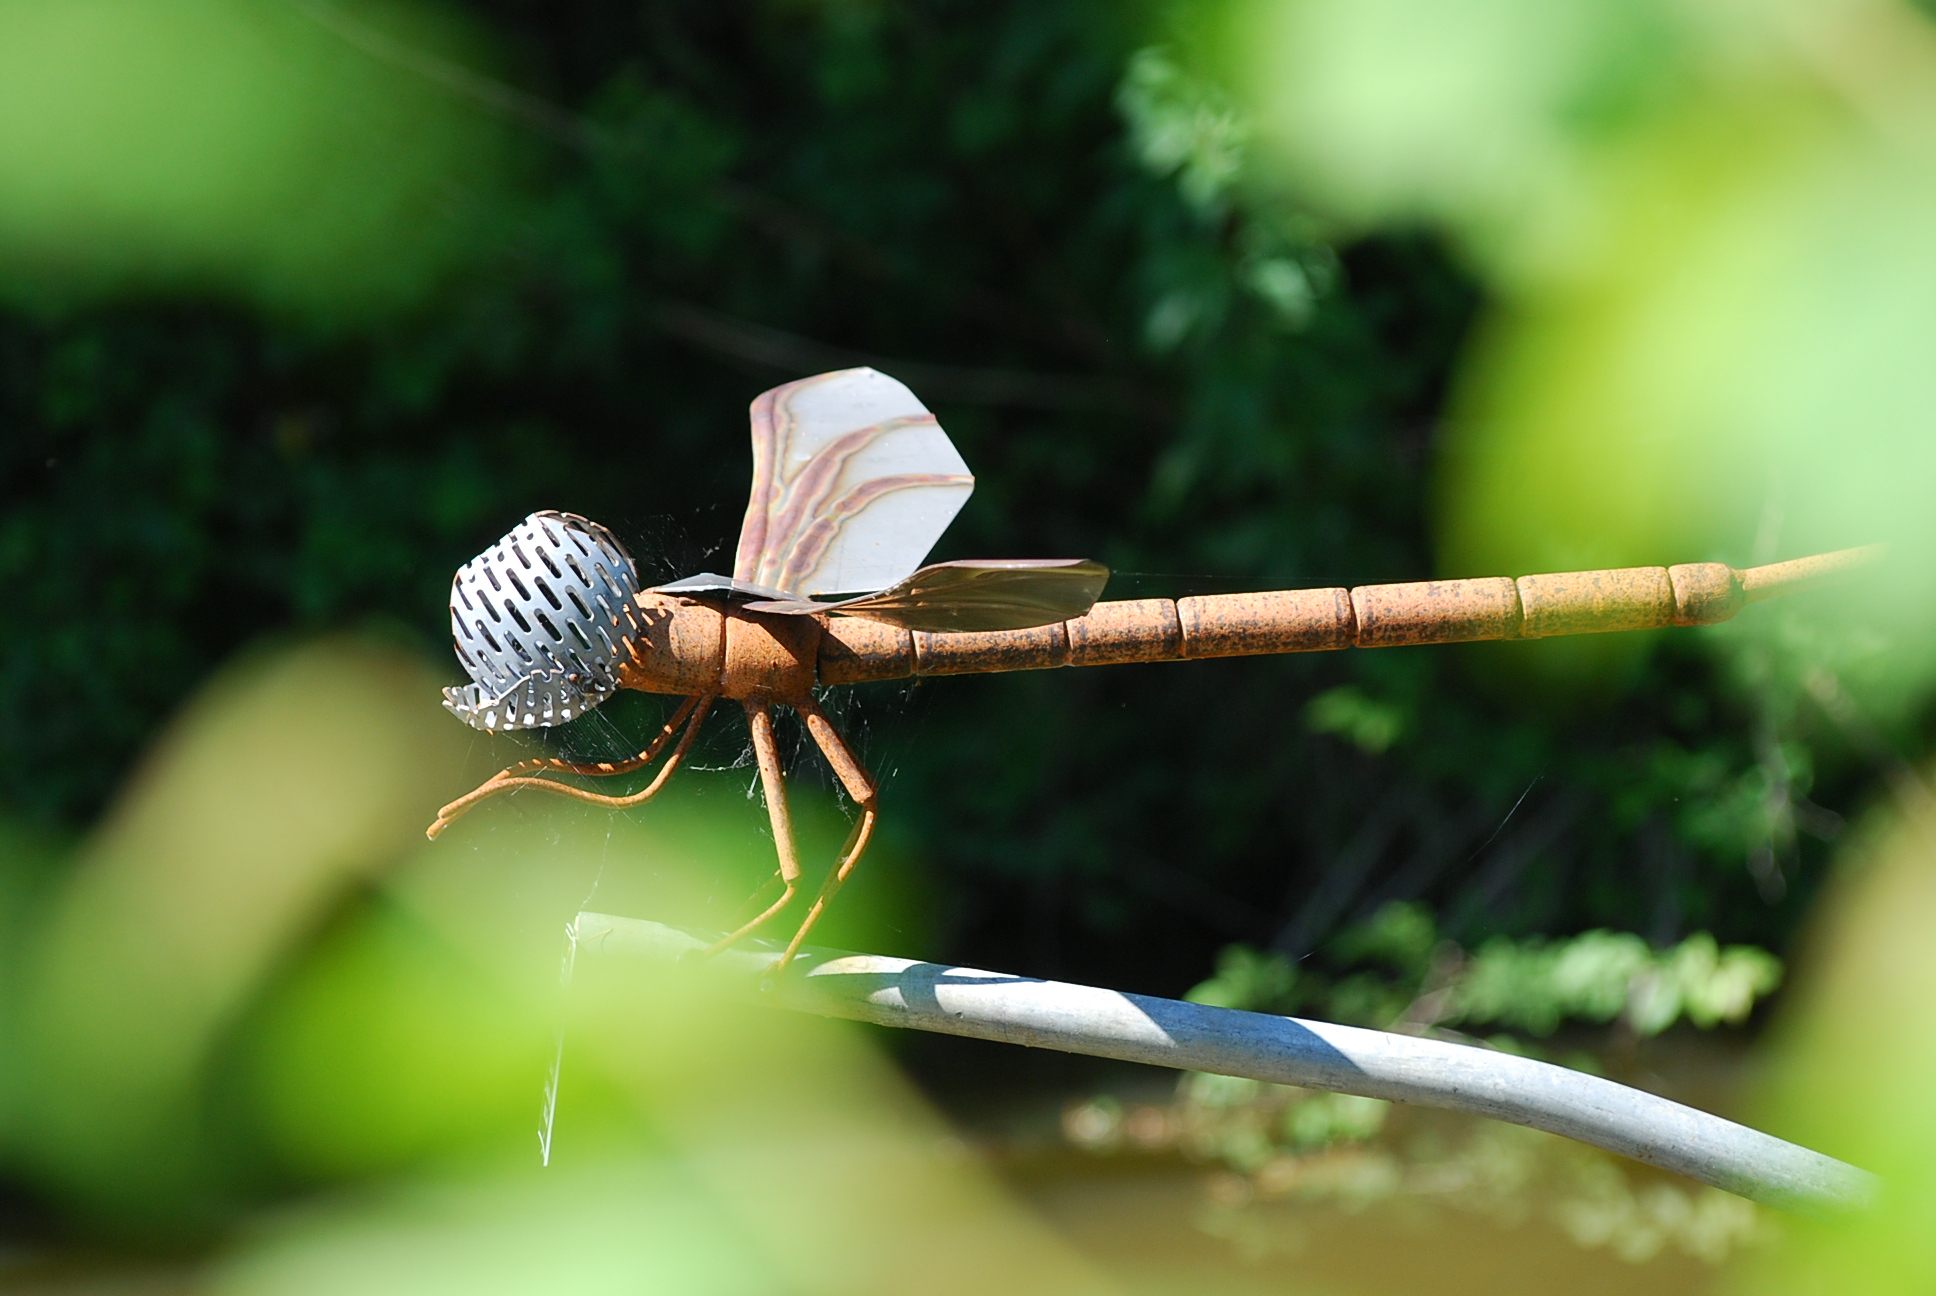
14, 639, 469, 1228
1325, 901, 1436, 976
1186, 942, 1301, 1013
1453, 929, 1779, 1037
1188, 908, 1779, 1039
1305, 685, 1409, 754
0, 0, 507, 317
1732, 792, 1936, 1293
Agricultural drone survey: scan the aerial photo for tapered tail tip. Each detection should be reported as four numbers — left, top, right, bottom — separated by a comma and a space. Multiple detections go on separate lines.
1738, 545, 1884, 603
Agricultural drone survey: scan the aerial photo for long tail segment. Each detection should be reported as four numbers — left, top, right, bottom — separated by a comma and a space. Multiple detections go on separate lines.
817, 547, 1881, 684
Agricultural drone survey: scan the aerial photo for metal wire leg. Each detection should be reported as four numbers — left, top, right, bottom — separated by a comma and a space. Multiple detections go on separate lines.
484, 695, 708, 781
772, 800, 877, 975
426, 694, 712, 839
698, 699, 803, 957
769, 697, 881, 976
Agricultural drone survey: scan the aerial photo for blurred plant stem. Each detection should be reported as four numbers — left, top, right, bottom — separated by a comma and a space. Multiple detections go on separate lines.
1729, 795, 1936, 1294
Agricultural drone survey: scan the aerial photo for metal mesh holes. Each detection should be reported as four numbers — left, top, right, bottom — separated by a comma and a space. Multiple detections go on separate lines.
444, 511, 646, 731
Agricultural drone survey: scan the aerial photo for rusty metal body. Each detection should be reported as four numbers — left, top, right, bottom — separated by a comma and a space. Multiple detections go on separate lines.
607, 551, 1863, 694
434, 545, 1873, 975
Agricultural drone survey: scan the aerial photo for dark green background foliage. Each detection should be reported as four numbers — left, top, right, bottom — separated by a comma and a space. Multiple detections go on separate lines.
0, 0, 1864, 991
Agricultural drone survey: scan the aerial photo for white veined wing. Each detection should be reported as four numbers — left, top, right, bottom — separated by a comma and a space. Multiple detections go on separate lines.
733, 367, 974, 597
651, 367, 1110, 631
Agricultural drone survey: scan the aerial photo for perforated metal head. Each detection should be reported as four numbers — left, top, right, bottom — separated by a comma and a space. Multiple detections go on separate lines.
444, 511, 645, 731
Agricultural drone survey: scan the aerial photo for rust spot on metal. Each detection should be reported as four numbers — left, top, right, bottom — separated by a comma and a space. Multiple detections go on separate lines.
1179, 589, 1355, 658
817, 616, 916, 685
617, 593, 726, 696
914, 621, 1071, 676
1516, 567, 1674, 638
1067, 598, 1183, 666
1351, 578, 1520, 647
1668, 563, 1743, 626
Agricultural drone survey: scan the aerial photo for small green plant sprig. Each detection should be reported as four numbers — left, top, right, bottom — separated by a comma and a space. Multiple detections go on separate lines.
1185, 902, 1780, 1044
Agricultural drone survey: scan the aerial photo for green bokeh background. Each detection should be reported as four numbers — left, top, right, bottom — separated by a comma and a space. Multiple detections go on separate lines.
6, 0, 1936, 1290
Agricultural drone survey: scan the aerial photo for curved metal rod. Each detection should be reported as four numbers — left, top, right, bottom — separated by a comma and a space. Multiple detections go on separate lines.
571, 911, 1876, 1217
427, 695, 712, 838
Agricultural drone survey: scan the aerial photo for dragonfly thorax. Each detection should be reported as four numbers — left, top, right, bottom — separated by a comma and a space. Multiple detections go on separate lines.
616, 592, 823, 703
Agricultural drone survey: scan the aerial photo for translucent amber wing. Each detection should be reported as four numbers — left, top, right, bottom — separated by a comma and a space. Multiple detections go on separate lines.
742, 559, 1110, 632
733, 368, 974, 598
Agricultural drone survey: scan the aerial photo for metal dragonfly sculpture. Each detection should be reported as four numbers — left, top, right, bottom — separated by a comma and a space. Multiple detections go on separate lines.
430, 367, 1873, 974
